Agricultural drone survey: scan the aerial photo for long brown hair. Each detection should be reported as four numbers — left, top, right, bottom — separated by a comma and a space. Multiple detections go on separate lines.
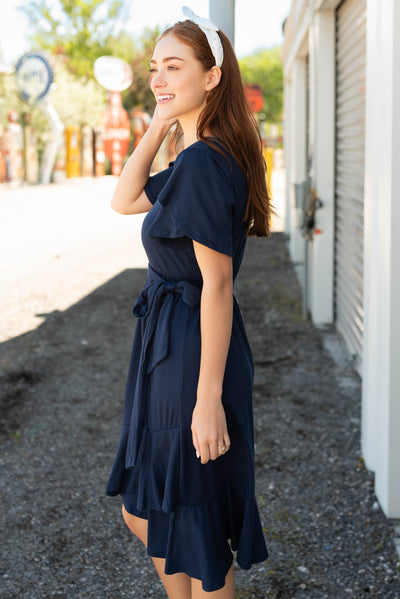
159, 20, 272, 237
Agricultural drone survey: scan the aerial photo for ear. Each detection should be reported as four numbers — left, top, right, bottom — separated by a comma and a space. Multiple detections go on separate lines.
205, 66, 222, 91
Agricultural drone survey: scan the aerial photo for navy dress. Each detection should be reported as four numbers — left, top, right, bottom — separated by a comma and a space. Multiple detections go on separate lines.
106, 140, 268, 592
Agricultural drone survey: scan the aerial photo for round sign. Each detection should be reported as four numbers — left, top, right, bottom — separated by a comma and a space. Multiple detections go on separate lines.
15, 52, 54, 104
94, 56, 133, 92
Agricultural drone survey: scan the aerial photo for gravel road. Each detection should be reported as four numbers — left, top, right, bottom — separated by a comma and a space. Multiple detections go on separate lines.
1, 178, 399, 598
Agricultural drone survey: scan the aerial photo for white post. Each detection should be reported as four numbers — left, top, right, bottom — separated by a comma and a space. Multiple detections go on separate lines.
288, 58, 307, 264
362, 0, 400, 517
209, 0, 235, 45
39, 94, 64, 184
283, 75, 292, 236
307, 11, 335, 324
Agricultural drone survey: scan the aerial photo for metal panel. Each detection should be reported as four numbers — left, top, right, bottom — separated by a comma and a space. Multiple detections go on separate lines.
334, 0, 366, 373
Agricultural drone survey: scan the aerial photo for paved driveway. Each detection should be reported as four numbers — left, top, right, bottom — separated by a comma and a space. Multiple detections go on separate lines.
0, 177, 147, 342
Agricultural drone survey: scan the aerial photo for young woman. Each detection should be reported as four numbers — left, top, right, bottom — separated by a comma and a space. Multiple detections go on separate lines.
106, 7, 272, 598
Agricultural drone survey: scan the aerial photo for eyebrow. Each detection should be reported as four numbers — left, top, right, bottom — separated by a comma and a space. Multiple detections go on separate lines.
150, 56, 186, 64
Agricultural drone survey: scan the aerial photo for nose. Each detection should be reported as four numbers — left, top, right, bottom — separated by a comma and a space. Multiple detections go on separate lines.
151, 69, 167, 89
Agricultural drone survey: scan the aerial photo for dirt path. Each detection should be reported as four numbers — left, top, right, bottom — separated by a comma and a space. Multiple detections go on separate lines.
1, 233, 399, 598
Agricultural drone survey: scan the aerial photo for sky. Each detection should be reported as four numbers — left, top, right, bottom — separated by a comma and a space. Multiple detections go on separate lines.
0, 0, 292, 65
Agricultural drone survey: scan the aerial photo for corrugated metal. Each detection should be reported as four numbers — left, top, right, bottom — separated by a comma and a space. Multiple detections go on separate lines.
305, 54, 310, 175
334, 0, 366, 373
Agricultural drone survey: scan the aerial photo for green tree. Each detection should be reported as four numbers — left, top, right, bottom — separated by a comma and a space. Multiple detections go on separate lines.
18, 0, 129, 78
51, 59, 106, 127
122, 26, 160, 115
239, 46, 283, 123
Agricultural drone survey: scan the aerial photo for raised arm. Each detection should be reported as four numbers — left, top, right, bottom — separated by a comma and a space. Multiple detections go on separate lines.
111, 107, 177, 215
191, 241, 233, 465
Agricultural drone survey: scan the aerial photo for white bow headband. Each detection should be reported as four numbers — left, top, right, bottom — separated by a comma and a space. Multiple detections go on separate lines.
182, 6, 224, 68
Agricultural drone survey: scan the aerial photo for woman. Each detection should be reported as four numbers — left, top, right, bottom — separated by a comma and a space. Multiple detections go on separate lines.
106, 7, 272, 598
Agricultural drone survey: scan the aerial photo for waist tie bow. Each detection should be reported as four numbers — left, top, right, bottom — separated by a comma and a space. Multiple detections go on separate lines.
125, 265, 202, 468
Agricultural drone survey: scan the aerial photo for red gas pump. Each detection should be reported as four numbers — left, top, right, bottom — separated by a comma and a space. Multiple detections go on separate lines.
0, 126, 7, 183
102, 91, 130, 176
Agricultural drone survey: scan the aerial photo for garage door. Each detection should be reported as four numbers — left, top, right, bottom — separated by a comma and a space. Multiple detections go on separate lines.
334, 0, 366, 374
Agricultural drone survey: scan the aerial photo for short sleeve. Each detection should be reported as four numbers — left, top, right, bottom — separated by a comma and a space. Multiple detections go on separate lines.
146, 147, 235, 256
144, 163, 174, 205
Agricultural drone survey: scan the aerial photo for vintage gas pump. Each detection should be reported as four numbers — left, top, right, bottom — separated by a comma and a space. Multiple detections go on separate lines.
102, 91, 130, 176
81, 126, 94, 177
4, 110, 24, 184
65, 126, 81, 177
0, 126, 7, 183
94, 56, 133, 176
93, 127, 105, 177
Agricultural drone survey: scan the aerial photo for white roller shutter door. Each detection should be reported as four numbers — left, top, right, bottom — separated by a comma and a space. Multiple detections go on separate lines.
334, 0, 366, 373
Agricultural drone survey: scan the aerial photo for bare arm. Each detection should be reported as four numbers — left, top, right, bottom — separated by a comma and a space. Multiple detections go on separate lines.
191, 241, 233, 465
111, 107, 177, 215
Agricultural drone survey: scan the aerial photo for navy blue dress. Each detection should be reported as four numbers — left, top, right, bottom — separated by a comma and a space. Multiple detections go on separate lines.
106, 140, 268, 592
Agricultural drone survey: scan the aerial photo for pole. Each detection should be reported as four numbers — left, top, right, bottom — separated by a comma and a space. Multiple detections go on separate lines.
209, 0, 235, 46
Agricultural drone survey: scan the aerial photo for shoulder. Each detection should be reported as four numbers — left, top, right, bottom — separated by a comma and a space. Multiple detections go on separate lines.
175, 140, 239, 183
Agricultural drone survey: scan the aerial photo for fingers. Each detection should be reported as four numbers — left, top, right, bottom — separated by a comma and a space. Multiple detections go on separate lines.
199, 442, 211, 464
197, 436, 231, 464
223, 432, 231, 454
192, 430, 200, 459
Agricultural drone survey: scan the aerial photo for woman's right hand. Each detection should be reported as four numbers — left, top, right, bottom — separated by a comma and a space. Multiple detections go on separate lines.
110, 105, 177, 215
149, 104, 178, 135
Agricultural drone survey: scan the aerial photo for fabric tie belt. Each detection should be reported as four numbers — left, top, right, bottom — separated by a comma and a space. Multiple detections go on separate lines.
125, 265, 202, 468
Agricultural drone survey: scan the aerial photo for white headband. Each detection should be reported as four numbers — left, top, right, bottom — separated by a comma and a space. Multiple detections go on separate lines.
182, 6, 223, 68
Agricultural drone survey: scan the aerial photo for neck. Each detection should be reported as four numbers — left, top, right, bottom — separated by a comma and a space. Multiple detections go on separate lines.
180, 118, 199, 149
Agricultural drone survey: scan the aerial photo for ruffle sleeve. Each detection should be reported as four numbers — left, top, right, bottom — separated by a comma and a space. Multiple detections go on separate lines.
146, 147, 236, 256
144, 162, 175, 205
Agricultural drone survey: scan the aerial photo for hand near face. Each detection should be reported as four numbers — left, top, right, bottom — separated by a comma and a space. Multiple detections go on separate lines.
150, 105, 179, 133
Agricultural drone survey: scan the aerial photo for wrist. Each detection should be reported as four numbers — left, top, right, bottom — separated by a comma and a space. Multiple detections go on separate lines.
148, 119, 172, 139
196, 385, 223, 404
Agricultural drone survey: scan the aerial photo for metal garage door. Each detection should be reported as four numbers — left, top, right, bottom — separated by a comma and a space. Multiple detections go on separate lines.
334, 0, 366, 373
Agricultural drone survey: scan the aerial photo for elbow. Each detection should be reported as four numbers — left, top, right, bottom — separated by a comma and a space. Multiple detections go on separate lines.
111, 193, 130, 214
202, 275, 233, 297
110, 199, 124, 214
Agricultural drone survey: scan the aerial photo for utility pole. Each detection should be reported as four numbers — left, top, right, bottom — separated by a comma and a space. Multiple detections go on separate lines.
209, 0, 235, 47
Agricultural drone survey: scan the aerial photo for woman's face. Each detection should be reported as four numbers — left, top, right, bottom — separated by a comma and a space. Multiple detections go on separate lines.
150, 34, 210, 124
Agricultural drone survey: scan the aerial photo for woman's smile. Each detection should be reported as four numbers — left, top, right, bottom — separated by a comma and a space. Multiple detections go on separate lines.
156, 93, 176, 104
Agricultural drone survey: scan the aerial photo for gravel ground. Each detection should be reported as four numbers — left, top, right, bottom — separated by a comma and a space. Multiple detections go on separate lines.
1, 232, 400, 599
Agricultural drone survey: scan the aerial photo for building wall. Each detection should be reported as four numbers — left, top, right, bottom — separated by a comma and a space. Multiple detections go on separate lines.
283, 0, 400, 518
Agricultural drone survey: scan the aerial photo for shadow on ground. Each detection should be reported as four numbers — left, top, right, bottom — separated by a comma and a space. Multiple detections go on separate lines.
0, 234, 399, 598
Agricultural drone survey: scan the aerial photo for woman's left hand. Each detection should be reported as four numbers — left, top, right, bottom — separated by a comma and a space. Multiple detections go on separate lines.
191, 399, 231, 464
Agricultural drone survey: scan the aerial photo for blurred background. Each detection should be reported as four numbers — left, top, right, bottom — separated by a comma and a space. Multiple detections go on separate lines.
0, 0, 289, 184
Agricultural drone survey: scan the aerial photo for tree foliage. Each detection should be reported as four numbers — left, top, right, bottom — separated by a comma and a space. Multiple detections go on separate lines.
17, 0, 159, 114
51, 59, 106, 127
18, 0, 129, 78
123, 27, 160, 114
239, 46, 283, 123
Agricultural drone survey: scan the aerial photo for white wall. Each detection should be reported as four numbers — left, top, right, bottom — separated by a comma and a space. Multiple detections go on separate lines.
307, 10, 336, 323
284, 0, 400, 519
362, 0, 400, 518
283, 76, 292, 236
288, 58, 307, 264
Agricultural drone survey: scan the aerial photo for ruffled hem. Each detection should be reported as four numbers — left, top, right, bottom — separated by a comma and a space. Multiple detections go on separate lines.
106, 424, 268, 592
